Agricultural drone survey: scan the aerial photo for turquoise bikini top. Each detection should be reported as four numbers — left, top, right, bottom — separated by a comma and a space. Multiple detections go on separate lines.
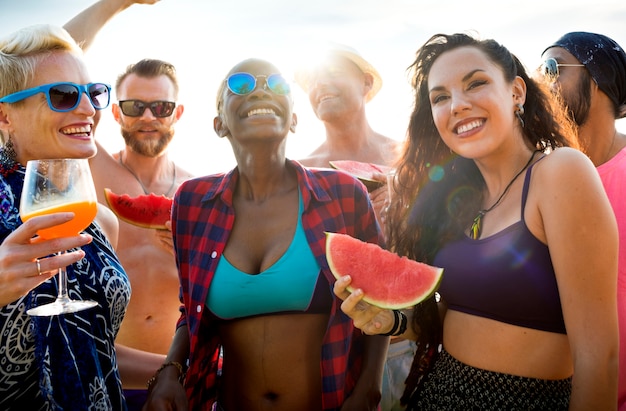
207, 190, 330, 319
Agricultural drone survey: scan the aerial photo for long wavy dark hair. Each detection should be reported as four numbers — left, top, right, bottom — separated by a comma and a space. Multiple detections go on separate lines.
386, 33, 577, 405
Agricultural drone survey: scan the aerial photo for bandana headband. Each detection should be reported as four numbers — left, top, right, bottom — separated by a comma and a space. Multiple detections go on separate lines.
543, 31, 626, 113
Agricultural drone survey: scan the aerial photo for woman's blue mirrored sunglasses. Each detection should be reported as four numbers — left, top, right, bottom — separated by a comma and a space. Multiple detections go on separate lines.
0, 82, 111, 112
226, 73, 291, 96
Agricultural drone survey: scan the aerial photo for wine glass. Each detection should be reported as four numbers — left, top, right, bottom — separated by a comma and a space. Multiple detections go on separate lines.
20, 158, 99, 316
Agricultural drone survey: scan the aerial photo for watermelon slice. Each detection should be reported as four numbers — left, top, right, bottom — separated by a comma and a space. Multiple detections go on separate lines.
329, 160, 393, 192
104, 188, 173, 229
326, 232, 443, 309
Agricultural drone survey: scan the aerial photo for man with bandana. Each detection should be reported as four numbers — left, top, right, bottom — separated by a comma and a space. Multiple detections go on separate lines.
542, 32, 626, 410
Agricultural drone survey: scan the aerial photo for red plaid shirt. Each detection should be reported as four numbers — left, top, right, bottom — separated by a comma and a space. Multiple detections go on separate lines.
171, 160, 383, 410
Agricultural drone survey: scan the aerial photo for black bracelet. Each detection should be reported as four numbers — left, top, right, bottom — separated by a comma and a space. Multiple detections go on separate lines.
395, 310, 408, 336
381, 310, 407, 337
381, 310, 401, 336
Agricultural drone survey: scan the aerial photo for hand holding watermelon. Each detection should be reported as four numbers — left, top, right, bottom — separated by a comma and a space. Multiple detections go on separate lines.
326, 232, 443, 309
334, 275, 400, 336
153, 220, 175, 256
326, 232, 443, 335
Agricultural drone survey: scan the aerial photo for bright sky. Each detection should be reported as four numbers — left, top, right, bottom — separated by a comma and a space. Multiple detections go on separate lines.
2, 0, 625, 176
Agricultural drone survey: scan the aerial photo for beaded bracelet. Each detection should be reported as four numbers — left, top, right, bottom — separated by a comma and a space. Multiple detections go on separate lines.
146, 361, 185, 389
395, 310, 408, 336
381, 310, 408, 337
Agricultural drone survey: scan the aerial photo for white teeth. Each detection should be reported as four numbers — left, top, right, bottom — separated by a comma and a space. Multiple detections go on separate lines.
457, 120, 482, 134
61, 125, 92, 135
248, 108, 275, 117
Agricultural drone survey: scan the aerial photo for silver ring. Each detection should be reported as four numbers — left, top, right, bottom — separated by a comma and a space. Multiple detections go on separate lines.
36, 258, 42, 276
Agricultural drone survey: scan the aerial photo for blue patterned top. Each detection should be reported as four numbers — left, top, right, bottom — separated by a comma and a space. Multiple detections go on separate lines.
0, 151, 131, 410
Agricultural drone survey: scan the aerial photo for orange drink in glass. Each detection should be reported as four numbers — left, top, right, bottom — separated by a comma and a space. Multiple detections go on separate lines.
21, 200, 97, 240
20, 159, 99, 316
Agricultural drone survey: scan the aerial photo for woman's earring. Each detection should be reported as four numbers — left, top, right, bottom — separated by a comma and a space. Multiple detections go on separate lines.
0, 135, 17, 167
515, 103, 525, 128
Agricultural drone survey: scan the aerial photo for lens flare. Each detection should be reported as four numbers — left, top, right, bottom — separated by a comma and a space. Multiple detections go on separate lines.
446, 185, 476, 217
427, 164, 444, 182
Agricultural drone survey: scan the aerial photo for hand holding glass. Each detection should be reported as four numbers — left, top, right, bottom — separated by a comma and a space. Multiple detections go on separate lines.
20, 159, 98, 316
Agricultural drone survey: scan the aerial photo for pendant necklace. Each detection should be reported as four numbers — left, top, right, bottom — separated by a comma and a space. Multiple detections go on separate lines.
119, 150, 177, 196
469, 150, 540, 240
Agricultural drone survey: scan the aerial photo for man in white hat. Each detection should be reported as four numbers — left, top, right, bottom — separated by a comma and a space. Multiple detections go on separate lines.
296, 44, 410, 411
295, 43, 400, 169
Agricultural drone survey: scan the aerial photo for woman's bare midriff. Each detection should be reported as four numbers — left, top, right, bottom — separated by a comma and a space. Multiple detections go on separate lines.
443, 310, 573, 380
218, 312, 330, 411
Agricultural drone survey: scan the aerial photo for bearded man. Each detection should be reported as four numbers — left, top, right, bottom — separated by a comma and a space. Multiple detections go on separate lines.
88, 58, 194, 409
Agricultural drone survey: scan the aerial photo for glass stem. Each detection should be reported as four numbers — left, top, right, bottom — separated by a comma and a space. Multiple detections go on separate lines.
56, 251, 71, 303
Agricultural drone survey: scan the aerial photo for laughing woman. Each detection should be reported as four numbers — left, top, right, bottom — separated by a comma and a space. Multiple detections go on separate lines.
143, 58, 388, 411
0, 25, 130, 410
334, 33, 619, 410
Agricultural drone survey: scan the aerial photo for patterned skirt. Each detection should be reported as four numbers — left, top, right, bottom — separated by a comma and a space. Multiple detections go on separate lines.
407, 348, 571, 411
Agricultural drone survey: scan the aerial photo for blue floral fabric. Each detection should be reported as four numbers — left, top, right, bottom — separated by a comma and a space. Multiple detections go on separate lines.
0, 150, 131, 410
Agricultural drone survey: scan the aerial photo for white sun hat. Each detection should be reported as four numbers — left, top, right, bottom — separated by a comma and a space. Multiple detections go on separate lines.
294, 42, 383, 103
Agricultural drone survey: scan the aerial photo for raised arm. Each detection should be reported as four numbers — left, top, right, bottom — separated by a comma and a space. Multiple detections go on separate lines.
63, 0, 160, 51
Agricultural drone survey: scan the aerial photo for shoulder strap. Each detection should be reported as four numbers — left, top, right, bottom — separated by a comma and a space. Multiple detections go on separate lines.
521, 154, 547, 219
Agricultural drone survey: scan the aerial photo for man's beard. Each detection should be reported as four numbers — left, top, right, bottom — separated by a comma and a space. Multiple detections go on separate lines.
121, 122, 174, 157
562, 74, 592, 127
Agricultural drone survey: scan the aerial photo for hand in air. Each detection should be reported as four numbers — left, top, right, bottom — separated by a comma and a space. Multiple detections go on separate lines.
333, 275, 395, 335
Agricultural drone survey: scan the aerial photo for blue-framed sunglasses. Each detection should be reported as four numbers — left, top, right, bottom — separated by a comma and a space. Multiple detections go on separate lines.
226, 73, 291, 96
0, 82, 111, 112
540, 58, 585, 80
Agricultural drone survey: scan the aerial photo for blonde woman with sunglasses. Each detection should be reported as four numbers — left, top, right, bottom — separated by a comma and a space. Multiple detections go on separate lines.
0, 24, 131, 410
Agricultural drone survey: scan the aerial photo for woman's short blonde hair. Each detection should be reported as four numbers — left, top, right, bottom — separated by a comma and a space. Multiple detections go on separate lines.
0, 24, 82, 101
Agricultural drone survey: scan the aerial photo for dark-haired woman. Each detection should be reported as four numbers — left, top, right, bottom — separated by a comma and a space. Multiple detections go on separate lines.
335, 33, 618, 410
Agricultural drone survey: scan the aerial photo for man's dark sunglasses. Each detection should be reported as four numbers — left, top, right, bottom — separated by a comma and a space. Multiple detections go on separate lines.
118, 100, 176, 117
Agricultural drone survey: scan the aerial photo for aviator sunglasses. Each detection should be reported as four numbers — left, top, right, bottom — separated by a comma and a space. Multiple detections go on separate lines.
226, 72, 291, 96
541, 57, 585, 80
0, 82, 111, 112
118, 100, 176, 118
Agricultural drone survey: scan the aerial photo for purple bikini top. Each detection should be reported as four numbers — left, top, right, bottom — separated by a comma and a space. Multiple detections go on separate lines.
434, 157, 566, 334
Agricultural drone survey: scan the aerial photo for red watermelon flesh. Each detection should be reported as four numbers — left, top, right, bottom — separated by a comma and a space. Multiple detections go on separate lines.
326, 232, 443, 309
104, 188, 173, 229
329, 160, 393, 192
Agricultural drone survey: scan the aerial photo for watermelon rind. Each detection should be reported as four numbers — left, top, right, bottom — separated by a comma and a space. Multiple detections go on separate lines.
325, 232, 443, 309
104, 188, 173, 230
329, 160, 392, 192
